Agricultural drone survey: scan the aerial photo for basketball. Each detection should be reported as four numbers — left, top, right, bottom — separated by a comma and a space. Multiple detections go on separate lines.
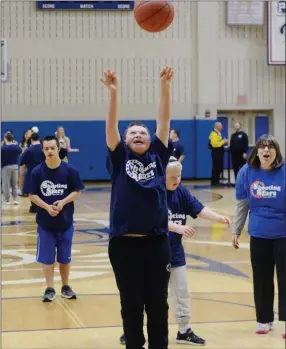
134, 1, 175, 33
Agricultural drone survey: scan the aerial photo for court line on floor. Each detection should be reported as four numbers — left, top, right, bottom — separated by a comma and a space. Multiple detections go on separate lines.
3, 292, 266, 300
57, 298, 105, 349
1, 260, 250, 272
1, 295, 271, 315
1, 319, 260, 334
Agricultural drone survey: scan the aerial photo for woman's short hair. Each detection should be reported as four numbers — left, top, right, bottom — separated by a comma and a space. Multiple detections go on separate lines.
248, 134, 284, 169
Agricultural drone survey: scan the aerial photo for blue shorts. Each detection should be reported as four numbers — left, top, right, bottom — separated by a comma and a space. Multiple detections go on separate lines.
36, 225, 74, 265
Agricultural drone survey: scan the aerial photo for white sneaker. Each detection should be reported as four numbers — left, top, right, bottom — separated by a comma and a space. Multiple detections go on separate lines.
2, 201, 10, 205
256, 322, 270, 334
13, 201, 19, 205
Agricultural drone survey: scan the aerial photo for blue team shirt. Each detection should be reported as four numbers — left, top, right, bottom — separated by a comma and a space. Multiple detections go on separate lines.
172, 140, 185, 160
167, 184, 204, 268
30, 161, 84, 232
236, 163, 285, 239
20, 144, 46, 194
1, 144, 22, 167
107, 135, 173, 237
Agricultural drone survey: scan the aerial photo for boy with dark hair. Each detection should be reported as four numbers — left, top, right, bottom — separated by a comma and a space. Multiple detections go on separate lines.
29, 136, 84, 302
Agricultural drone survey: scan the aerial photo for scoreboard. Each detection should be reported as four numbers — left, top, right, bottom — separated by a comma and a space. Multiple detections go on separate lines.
37, 1, 134, 10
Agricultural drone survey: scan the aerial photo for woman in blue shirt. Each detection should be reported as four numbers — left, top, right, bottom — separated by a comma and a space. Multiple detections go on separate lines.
232, 134, 285, 338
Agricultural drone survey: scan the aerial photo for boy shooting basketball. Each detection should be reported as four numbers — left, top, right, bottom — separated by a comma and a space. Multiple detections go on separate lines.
101, 67, 173, 349
29, 136, 84, 302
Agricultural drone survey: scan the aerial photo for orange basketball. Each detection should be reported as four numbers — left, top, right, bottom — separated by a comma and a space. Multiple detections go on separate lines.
134, 1, 175, 33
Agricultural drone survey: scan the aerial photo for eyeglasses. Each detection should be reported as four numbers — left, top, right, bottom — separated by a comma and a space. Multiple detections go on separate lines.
258, 144, 275, 150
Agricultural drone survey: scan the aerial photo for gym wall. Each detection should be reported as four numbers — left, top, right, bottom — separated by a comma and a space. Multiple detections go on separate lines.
1, 1, 285, 180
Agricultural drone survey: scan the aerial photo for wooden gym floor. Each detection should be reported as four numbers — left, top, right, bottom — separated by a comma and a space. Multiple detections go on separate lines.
1, 181, 285, 349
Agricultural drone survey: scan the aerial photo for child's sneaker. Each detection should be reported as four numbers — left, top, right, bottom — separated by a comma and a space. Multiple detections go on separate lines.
42, 287, 56, 302
256, 322, 270, 334
61, 285, 77, 299
176, 328, 205, 345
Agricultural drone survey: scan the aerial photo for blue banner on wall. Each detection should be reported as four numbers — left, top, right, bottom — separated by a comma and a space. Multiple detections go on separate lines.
37, 1, 134, 10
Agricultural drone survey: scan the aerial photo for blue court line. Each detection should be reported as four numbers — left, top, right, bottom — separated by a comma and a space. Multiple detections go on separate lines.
2, 319, 258, 334
82, 184, 224, 205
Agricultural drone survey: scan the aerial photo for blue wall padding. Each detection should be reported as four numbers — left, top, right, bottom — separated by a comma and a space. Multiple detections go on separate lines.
2, 119, 216, 180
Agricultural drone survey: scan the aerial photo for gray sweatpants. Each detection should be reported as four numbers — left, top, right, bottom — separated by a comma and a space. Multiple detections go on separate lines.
170, 265, 191, 333
2, 165, 19, 202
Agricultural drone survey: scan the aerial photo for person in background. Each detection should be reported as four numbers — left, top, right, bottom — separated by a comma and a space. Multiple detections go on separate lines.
170, 128, 185, 162
19, 133, 45, 213
1, 130, 18, 145
230, 121, 249, 180
1, 132, 22, 205
232, 134, 285, 338
55, 126, 79, 163
18, 129, 33, 196
208, 122, 228, 186
20, 129, 33, 153
26, 126, 39, 147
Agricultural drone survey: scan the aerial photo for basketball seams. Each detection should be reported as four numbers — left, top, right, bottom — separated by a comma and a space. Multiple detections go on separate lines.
135, 2, 170, 26
134, 1, 151, 12
153, 3, 172, 32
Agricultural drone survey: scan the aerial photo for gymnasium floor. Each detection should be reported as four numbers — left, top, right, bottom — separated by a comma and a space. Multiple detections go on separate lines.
1, 181, 285, 349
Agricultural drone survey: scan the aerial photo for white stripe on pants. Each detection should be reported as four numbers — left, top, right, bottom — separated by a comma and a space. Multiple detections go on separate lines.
169, 265, 191, 333
2, 165, 19, 202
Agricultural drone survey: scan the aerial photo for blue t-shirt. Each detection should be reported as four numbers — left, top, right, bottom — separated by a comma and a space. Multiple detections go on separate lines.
1, 144, 22, 167
20, 144, 46, 194
236, 163, 285, 239
30, 161, 84, 232
107, 135, 173, 237
167, 184, 204, 268
172, 140, 185, 160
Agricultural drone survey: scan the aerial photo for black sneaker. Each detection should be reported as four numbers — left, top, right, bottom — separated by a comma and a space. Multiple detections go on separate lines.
42, 287, 56, 302
120, 333, 126, 345
61, 285, 77, 299
176, 328, 205, 345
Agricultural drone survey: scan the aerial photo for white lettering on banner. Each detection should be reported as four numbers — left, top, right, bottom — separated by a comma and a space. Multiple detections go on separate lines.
118, 4, 130, 9
40, 180, 67, 197
80, 4, 94, 8
250, 181, 282, 199
125, 160, 156, 182
43, 4, 55, 8
267, 1, 286, 65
